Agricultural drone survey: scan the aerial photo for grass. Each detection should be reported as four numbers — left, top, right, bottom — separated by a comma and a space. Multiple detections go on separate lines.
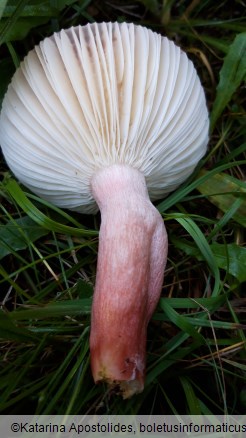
0, 0, 245, 415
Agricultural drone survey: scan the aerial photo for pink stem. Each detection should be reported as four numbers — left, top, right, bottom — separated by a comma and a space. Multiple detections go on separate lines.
90, 164, 168, 398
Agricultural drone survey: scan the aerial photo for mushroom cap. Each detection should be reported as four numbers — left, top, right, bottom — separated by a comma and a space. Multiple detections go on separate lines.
0, 22, 209, 214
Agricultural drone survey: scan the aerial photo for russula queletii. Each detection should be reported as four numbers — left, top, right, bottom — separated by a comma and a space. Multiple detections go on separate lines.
0, 22, 209, 398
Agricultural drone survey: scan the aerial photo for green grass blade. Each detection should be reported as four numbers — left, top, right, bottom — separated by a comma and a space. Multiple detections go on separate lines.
9, 298, 92, 320
0, 0, 27, 45
158, 296, 227, 310
174, 215, 221, 296
4, 178, 97, 237
160, 300, 204, 343
0, 338, 48, 409
0, 0, 8, 19
157, 161, 245, 213
145, 333, 189, 384
0, 215, 49, 260
0, 310, 40, 343
180, 316, 245, 330
171, 238, 246, 283
197, 170, 246, 227
179, 376, 202, 415
222, 358, 246, 372
36, 328, 89, 414
210, 32, 246, 132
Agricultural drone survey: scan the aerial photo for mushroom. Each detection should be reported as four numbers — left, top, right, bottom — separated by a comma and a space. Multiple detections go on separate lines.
0, 22, 209, 398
